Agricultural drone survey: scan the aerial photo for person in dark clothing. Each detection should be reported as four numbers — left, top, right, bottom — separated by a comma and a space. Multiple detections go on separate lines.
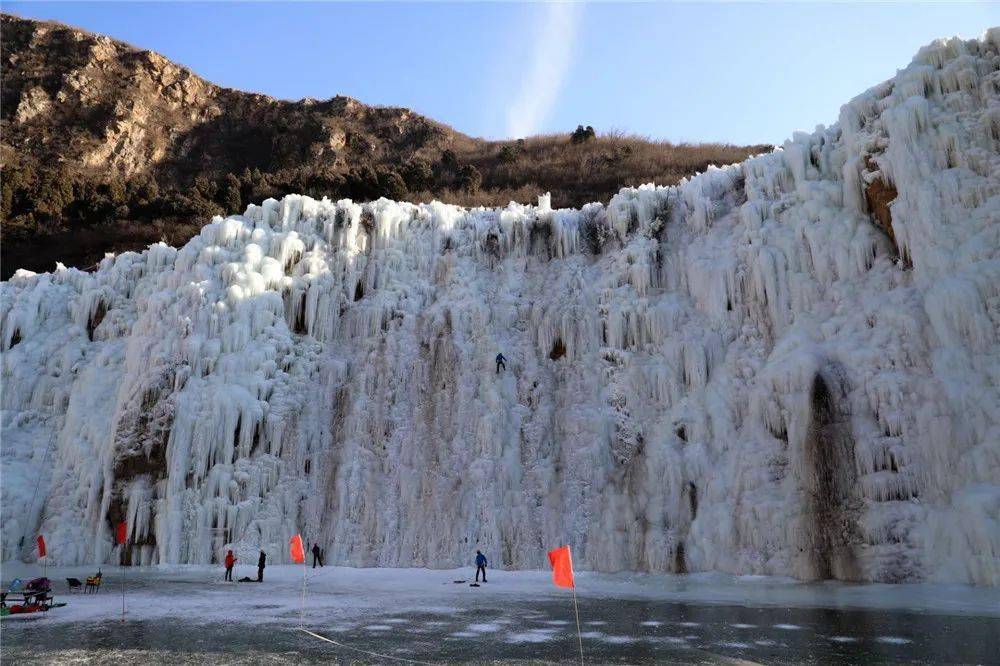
224, 550, 236, 582
475, 550, 488, 582
257, 551, 266, 582
312, 542, 324, 568
495, 353, 506, 374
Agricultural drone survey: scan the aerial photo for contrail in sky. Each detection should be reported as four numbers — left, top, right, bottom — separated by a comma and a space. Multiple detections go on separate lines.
505, 3, 581, 138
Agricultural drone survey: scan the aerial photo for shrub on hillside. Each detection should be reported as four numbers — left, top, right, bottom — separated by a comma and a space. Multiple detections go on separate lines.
377, 170, 408, 201
498, 145, 521, 164
440, 149, 458, 168
457, 165, 482, 193
220, 173, 242, 214
345, 166, 382, 201
401, 158, 434, 191
571, 125, 597, 144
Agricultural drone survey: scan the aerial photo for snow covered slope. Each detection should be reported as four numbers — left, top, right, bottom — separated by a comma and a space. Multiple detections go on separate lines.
3, 30, 999, 584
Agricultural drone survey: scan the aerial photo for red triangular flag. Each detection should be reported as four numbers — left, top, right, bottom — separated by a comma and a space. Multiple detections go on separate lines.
37, 535, 47, 558
116, 521, 127, 545
289, 534, 305, 564
547, 545, 575, 588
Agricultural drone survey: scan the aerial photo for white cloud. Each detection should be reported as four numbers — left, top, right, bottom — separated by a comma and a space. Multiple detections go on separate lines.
505, 2, 581, 138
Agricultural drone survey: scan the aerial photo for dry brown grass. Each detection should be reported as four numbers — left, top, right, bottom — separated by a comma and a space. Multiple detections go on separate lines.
450, 132, 770, 208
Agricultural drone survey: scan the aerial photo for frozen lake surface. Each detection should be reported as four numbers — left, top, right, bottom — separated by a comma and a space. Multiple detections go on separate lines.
3, 564, 998, 664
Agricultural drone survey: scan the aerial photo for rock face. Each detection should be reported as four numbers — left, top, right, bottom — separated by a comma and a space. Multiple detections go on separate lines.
0, 14, 453, 183
2, 30, 999, 586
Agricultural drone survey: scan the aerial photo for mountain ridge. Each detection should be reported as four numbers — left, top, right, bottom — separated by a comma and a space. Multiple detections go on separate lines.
2, 12, 461, 179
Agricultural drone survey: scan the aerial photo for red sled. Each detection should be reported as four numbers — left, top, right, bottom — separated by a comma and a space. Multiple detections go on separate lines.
8, 603, 46, 614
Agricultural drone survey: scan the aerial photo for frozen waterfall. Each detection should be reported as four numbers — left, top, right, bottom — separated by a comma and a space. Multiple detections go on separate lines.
2, 29, 999, 585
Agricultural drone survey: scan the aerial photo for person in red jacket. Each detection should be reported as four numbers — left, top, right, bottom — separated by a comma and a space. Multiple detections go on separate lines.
224, 550, 237, 582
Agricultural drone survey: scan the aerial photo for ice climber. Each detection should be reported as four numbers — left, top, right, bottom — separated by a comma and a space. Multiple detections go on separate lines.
496, 353, 506, 374
312, 542, 324, 568
475, 550, 488, 582
257, 551, 266, 582
224, 550, 236, 582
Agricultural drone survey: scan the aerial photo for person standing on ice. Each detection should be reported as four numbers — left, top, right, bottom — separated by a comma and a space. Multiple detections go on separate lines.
224, 550, 237, 582
475, 550, 488, 582
257, 551, 266, 582
311, 542, 324, 568
495, 353, 506, 374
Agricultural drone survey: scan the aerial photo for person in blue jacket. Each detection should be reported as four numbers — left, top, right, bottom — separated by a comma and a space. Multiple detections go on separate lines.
475, 550, 488, 582
495, 353, 506, 374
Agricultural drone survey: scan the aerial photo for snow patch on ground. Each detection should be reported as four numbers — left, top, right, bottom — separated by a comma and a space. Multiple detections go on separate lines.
505, 629, 559, 643
600, 635, 638, 644
466, 622, 503, 633
877, 636, 913, 645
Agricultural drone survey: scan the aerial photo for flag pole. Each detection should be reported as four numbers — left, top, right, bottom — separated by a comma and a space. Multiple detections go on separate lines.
118, 522, 127, 623
37, 535, 48, 579
299, 558, 306, 628
120, 546, 126, 623
551, 545, 584, 665
290, 534, 307, 628
572, 584, 583, 665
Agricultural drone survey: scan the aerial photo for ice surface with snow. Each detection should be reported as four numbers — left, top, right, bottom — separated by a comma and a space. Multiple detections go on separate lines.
2, 30, 999, 584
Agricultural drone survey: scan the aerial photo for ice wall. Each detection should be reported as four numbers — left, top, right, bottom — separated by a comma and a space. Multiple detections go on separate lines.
3, 30, 998, 584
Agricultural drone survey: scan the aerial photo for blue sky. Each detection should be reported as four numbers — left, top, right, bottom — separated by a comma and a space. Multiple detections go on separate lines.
5, 2, 995, 144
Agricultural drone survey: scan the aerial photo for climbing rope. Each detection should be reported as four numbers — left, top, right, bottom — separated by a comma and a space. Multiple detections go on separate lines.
20, 437, 54, 553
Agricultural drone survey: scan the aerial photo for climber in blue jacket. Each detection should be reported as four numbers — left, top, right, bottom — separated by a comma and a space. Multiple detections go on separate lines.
496, 353, 506, 374
475, 550, 488, 582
